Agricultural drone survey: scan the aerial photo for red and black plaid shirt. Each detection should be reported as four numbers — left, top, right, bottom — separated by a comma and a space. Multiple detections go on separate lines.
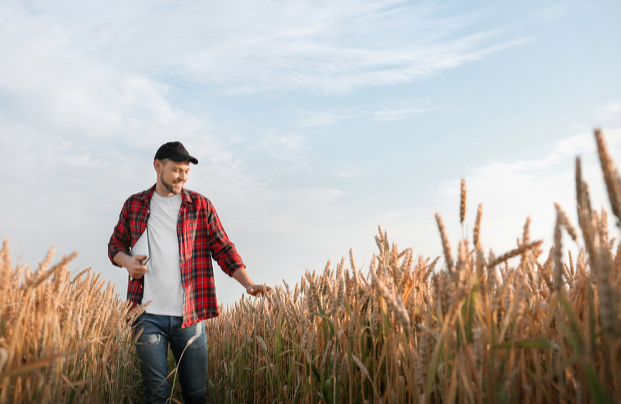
108, 185, 245, 327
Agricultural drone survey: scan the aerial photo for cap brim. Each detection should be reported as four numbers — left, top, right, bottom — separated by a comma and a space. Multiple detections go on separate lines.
168, 153, 199, 164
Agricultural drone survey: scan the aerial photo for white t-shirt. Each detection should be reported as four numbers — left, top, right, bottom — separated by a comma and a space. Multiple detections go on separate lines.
143, 192, 185, 316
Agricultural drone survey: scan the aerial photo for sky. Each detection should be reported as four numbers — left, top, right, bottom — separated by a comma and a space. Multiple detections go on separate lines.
1, 0, 620, 306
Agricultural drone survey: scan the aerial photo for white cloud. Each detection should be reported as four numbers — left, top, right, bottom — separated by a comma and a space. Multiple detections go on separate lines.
298, 100, 440, 127
0, 5, 200, 148
371, 102, 437, 121
470, 154, 560, 178
2, 1, 524, 95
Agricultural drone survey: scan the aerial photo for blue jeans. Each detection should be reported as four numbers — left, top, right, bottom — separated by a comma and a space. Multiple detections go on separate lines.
134, 313, 208, 404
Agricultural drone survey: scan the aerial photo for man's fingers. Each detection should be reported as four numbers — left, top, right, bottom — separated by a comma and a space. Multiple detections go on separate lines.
248, 285, 271, 296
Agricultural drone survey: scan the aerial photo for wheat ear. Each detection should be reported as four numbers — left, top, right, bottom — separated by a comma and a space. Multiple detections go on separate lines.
488, 241, 543, 268
594, 128, 621, 226
473, 204, 483, 249
435, 213, 454, 270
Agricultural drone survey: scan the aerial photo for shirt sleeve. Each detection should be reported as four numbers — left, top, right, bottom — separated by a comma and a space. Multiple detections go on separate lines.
206, 201, 245, 277
108, 199, 131, 267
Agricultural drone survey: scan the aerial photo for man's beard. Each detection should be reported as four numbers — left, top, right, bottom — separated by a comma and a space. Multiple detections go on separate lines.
160, 173, 183, 195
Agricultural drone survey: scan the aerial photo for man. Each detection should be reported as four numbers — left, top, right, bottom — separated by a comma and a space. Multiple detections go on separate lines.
108, 141, 269, 404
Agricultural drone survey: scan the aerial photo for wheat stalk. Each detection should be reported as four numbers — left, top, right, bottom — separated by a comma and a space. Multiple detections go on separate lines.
554, 211, 564, 292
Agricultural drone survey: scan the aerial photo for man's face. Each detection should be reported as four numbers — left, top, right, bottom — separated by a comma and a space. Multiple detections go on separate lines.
155, 159, 191, 196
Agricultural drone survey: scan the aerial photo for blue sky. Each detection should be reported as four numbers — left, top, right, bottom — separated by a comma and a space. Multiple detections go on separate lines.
1, 0, 620, 306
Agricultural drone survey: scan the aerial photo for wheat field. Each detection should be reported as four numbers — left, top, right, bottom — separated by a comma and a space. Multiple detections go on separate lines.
1, 129, 620, 404
0, 246, 144, 403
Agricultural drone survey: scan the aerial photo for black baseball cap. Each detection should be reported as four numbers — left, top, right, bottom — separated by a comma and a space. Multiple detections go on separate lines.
154, 141, 198, 164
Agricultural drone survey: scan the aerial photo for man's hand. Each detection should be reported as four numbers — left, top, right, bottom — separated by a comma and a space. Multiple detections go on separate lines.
125, 255, 148, 279
246, 284, 271, 297
232, 266, 271, 297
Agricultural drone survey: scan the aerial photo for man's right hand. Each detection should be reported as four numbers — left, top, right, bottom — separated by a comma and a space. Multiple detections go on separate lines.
125, 255, 148, 279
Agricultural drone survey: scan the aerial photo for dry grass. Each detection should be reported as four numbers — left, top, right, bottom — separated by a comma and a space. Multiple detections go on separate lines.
205, 129, 621, 404
0, 245, 142, 403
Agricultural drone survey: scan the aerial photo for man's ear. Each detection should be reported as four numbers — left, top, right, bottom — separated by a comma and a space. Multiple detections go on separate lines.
154, 159, 161, 173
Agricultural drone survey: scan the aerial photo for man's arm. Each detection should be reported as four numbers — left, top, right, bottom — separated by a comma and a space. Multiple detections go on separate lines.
232, 266, 271, 296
